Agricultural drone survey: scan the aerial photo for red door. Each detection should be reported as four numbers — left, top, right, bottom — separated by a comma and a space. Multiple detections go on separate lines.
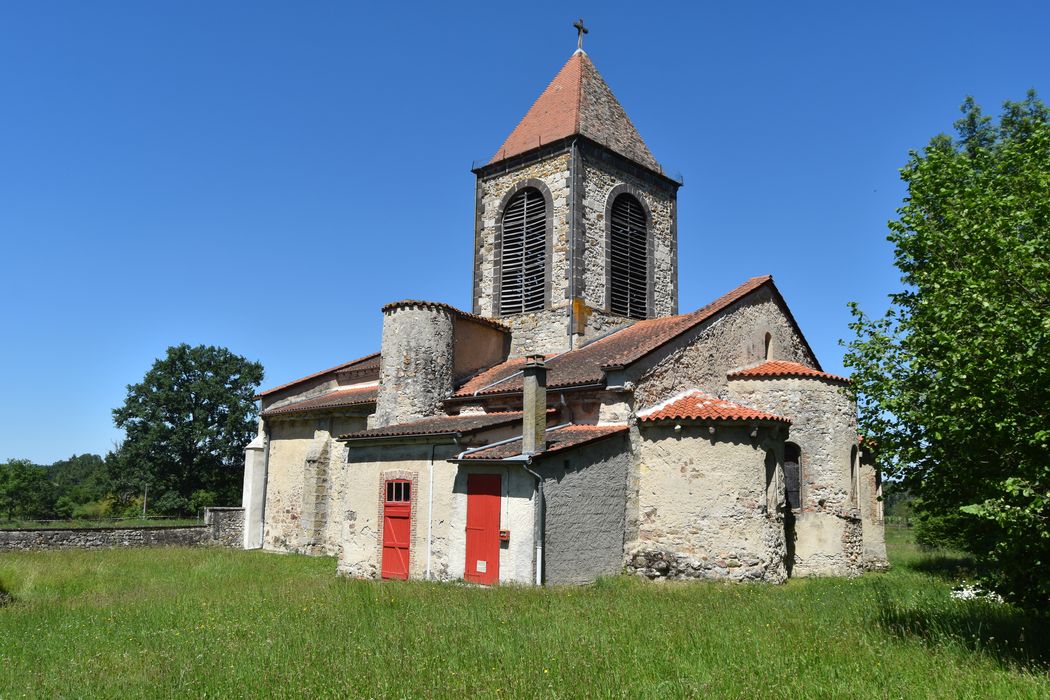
381, 480, 412, 580
465, 474, 501, 585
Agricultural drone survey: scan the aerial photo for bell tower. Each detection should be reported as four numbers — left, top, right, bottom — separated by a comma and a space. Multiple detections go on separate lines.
471, 40, 681, 356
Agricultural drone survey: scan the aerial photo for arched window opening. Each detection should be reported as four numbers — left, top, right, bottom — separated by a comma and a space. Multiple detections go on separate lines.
609, 193, 648, 319
784, 442, 802, 511
499, 187, 547, 315
874, 465, 884, 520
764, 450, 777, 512
764, 333, 773, 360
850, 445, 859, 507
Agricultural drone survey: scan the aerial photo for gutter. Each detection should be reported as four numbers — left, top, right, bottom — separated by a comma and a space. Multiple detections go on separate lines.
340, 432, 462, 446
448, 382, 606, 404
453, 422, 571, 461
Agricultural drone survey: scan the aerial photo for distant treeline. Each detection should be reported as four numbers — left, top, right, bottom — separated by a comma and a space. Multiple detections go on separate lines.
0, 455, 225, 521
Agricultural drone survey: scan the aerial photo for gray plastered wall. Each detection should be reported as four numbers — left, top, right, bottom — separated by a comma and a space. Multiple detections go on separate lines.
537, 433, 630, 584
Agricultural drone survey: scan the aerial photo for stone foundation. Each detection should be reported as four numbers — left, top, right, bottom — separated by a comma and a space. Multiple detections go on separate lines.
625, 537, 786, 584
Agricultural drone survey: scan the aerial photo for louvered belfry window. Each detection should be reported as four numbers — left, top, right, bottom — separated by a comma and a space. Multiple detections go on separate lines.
609, 193, 648, 319
499, 187, 547, 315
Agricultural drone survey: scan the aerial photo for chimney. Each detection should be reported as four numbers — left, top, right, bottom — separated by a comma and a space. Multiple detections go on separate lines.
522, 354, 547, 455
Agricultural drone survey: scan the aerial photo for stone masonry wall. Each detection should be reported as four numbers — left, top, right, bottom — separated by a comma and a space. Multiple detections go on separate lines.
0, 508, 244, 552
580, 150, 677, 318
475, 154, 571, 321
627, 425, 787, 583
373, 305, 456, 427
728, 376, 864, 576
262, 416, 364, 557
263, 419, 314, 551
629, 288, 817, 410
204, 507, 245, 547
859, 450, 889, 571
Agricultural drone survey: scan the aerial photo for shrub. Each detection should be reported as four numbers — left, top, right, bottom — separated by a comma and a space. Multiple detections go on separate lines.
72, 497, 114, 520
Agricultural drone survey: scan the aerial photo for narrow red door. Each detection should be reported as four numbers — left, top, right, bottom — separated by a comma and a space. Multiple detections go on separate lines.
381, 480, 411, 580
465, 473, 501, 585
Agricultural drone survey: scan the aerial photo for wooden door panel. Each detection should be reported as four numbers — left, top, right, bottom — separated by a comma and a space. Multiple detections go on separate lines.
465, 474, 501, 585
381, 481, 412, 580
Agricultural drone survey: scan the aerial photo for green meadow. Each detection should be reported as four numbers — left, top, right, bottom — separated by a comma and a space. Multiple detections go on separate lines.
1, 528, 1046, 698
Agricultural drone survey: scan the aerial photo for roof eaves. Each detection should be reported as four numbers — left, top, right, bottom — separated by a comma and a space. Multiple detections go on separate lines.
342, 432, 462, 445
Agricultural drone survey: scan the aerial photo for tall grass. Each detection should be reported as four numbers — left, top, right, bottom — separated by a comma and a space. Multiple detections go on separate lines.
0, 531, 1047, 698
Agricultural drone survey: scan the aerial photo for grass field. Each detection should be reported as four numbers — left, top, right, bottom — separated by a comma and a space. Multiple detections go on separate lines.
1, 529, 1047, 698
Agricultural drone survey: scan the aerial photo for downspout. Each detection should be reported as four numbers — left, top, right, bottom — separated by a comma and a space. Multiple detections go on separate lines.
425, 442, 436, 580
523, 461, 544, 586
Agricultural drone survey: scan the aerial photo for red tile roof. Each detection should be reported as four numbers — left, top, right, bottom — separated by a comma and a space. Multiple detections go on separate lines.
638, 390, 790, 424
256, 352, 380, 398
453, 276, 780, 398
458, 424, 628, 461
728, 360, 849, 384
381, 300, 509, 332
489, 52, 660, 172
263, 386, 378, 417
340, 411, 529, 441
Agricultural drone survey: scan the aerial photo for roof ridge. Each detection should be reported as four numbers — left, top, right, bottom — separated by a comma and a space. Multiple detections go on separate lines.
256, 351, 380, 398
728, 359, 848, 384
638, 390, 790, 425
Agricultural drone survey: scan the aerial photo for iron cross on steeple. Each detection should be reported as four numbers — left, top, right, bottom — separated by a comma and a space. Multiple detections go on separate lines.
573, 18, 588, 51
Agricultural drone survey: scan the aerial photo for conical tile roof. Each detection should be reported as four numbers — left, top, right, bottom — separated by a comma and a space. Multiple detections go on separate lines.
489, 51, 660, 172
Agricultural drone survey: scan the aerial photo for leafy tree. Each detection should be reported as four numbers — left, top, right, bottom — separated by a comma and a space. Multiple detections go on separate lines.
48, 454, 109, 508
0, 459, 54, 521
110, 344, 263, 513
844, 92, 1050, 609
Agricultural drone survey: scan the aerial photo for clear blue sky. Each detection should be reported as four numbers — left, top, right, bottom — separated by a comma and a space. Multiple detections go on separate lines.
2, 1, 1046, 463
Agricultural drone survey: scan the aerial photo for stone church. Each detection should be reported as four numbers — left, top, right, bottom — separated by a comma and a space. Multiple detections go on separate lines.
240, 46, 887, 585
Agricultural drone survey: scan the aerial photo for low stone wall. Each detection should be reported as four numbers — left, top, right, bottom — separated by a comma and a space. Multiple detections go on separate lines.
0, 507, 245, 553
204, 507, 245, 547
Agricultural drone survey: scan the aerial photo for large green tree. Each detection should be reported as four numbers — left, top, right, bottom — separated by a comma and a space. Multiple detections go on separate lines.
0, 459, 53, 521
844, 92, 1050, 609
111, 344, 264, 513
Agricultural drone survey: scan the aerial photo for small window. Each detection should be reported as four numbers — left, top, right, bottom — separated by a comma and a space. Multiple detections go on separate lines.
386, 480, 411, 503
764, 333, 772, 360
784, 443, 801, 510
609, 193, 648, 319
